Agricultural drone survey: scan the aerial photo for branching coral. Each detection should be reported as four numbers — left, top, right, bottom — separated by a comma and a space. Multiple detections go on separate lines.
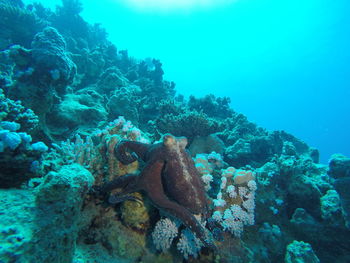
46, 116, 149, 177
0, 88, 38, 131
0, 120, 48, 188
195, 153, 257, 238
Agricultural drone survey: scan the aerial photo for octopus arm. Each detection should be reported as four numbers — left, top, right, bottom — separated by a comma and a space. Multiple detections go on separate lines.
140, 159, 215, 249
115, 140, 150, 164
100, 174, 140, 193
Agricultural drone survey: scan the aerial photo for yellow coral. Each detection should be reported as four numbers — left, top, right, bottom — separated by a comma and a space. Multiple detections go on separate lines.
120, 192, 151, 230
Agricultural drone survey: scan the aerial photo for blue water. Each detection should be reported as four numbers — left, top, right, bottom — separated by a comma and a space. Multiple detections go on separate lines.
27, 0, 350, 163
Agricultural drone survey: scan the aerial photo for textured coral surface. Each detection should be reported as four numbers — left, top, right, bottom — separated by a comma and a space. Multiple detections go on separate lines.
0, 1, 349, 262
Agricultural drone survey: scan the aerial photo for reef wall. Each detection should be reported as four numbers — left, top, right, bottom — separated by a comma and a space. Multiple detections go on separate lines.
0, 1, 350, 262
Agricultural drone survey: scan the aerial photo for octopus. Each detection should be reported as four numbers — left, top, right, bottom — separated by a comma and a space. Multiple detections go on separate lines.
97, 134, 215, 249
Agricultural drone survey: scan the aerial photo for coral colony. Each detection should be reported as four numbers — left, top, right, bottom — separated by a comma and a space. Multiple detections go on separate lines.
0, 1, 349, 262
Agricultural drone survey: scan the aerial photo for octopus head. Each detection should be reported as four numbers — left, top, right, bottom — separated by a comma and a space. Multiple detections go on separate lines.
162, 134, 188, 151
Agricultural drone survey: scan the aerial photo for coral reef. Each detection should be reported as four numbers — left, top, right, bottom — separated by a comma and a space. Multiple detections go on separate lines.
46, 88, 108, 138
0, 0, 46, 50
0, 96, 45, 187
188, 134, 226, 156
0, 88, 38, 130
32, 164, 94, 262
0, 164, 93, 262
31, 26, 76, 88
156, 109, 223, 143
328, 154, 350, 228
106, 86, 141, 124
188, 94, 233, 119
0, 1, 349, 262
